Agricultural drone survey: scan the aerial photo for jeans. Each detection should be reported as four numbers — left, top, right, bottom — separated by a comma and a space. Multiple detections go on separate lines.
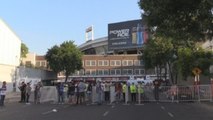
0, 95, 5, 106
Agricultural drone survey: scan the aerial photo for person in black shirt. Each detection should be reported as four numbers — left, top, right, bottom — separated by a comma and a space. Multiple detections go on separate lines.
19, 82, 26, 103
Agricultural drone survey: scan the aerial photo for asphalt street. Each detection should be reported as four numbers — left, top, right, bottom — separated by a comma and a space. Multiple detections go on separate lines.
0, 102, 213, 120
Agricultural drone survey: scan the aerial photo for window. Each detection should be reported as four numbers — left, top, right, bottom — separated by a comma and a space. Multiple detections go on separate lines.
110, 69, 115, 75
86, 60, 90, 66
122, 60, 133, 66
134, 60, 140, 66
134, 69, 145, 75
104, 69, 109, 75
41, 61, 46, 66
110, 60, 115, 66
111, 69, 121, 75
134, 60, 144, 66
128, 60, 133, 66
36, 61, 40, 67
98, 70, 103, 75
116, 61, 121, 66
98, 60, 109, 66
116, 69, 121, 75
85, 60, 96, 66
91, 70, 96, 75
85, 70, 90, 75
97, 69, 109, 75
110, 60, 121, 66
91, 61, 96, 66
104, 61, 109, 66
123, 69, 133, 75
122, 60, 128, 66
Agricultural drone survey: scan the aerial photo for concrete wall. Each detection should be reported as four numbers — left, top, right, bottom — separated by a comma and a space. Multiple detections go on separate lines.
0, 66, 57, 92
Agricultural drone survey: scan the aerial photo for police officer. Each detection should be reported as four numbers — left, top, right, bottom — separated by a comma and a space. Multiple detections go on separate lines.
130, 82, 136, 103
137, 82, 144, 103
122, 82, 127, 102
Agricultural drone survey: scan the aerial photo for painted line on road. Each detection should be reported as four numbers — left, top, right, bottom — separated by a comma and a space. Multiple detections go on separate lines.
103, 111, 109, 117
42, 110, 53, 115
161, 106, 165, 110
168, 112, 174, 118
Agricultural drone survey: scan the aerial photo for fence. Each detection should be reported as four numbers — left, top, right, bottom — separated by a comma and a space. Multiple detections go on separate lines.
27, 84, 213, 104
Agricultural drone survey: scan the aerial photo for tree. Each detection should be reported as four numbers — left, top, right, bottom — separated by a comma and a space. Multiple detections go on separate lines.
21, 43, 28, 58
139, 0, 213, 42
143, 36, 173, 81
45, 41, 83, 82
139, 0, 213, 83
45, 45, 63, 73
20, 43, 29, 65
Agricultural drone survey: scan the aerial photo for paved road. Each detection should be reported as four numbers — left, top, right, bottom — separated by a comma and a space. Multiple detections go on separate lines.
0, 102, 213, 120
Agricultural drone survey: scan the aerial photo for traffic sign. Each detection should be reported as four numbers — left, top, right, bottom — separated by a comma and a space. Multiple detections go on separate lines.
192, 67, 201, 75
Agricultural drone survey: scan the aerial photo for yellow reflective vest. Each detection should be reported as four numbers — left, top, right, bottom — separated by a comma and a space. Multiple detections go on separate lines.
122, 84, 127, 93
130, 84, 136, 93
137, 84, 144, 94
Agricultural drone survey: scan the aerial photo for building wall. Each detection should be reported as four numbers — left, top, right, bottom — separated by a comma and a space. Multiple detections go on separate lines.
0, 19, 21, 66
81, 54, 146, 76
0, 19, 21, 90
21, 53, 36, 66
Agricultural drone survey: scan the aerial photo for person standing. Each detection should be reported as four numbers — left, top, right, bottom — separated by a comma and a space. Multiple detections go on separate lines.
153, 80, 160, 102
25, 83, 32, 104
130, 82, 136, 103
34, 81, 42, 104
0, 81, 7, 106
96, 81, 103, 105
19, 82, 26, 103
86, 82, 92, 104
137, 82, 144, 103
77, 81, 86, 104
104, 82, 110, 102
122, 82, 127, 102
67, 81, 75, 104
57, 82, 64, 104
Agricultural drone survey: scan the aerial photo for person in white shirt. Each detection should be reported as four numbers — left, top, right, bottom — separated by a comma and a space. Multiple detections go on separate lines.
0, 81, 7, 106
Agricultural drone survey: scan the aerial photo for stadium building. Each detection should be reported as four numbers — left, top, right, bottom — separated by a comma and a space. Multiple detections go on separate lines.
66, 19, 162, 81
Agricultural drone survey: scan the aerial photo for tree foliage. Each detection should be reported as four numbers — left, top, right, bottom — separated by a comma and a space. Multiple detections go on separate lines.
45, 41, 83, 82
139, 0, 213, 42
21, 43, 28, 58
139, 0, 213, 83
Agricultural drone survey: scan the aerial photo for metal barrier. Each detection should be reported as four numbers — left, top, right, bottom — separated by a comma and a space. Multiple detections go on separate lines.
88, 84, 213, 104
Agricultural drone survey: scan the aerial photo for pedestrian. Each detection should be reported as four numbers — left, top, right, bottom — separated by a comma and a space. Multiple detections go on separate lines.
77, 81, 86, 104
57, 82, 64, 104
19, 82, 26, 103
130, 82, 136, 103
25, 83, 32, 104
67, 81, 75, 104
153, 80, 160, 102
86, 82, 92, 104
0, 81, 7, 107
104, 82, 110, 102
122, 82, 127, 102
137, 82, 144, 103
115, 82, 122, 102
34, 81, 42, 104
96, 80, 103, 105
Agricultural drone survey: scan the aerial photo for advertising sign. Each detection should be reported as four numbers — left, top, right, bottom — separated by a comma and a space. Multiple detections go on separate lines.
108, 19, 148, 50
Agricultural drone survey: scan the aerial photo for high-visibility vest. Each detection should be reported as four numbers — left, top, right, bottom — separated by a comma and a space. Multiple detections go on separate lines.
137, 85, 144, 94
122, 84, 127, 93
130, 85, 136, 93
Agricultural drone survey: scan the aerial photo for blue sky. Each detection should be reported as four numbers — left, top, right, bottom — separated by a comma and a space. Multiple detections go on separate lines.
0, 0, 141, 55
